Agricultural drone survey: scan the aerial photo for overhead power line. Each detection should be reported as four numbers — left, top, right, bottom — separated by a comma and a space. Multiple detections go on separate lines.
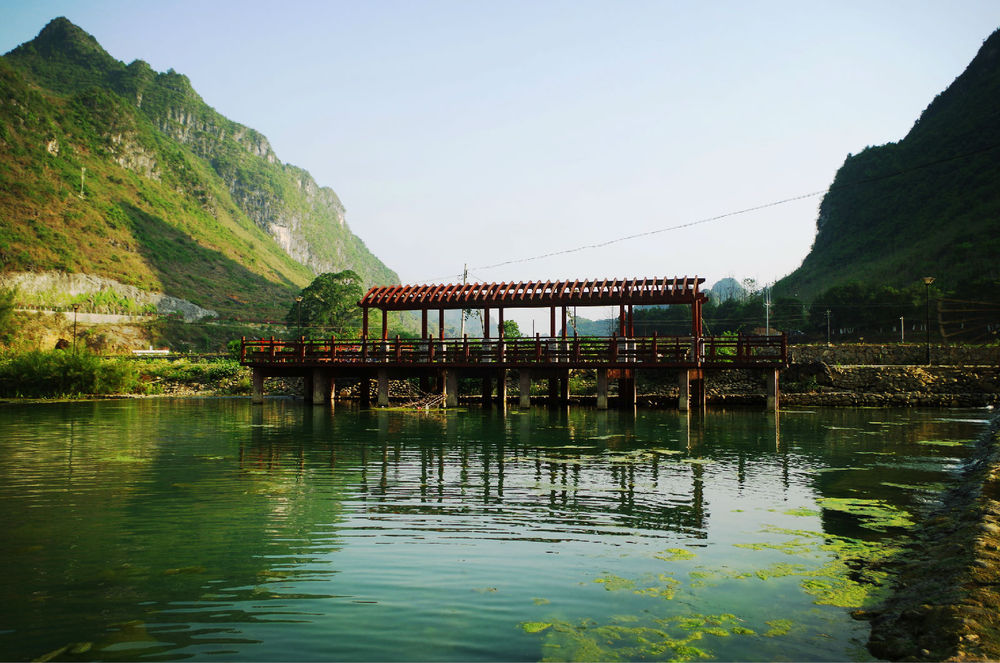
412, 140, 1000, 284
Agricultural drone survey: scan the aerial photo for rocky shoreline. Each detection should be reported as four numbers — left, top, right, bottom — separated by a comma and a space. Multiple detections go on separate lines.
862, 416, 1000, 661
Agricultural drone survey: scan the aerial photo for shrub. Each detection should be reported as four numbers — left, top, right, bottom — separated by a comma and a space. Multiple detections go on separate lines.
0, 350, 140, 397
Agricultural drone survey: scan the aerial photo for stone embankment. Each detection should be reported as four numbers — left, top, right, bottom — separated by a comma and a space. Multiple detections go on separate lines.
863, 416, 1000, 661
0, 271, 217, 322
700, 344, 1000, 408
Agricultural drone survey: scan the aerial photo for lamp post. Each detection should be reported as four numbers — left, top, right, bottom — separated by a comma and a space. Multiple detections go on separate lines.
923, 277, 935, 364
72, 303, 81, 353
825, 309, 831, 345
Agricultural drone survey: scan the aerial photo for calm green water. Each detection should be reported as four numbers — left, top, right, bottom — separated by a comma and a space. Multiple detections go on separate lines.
0, 399, 992, 662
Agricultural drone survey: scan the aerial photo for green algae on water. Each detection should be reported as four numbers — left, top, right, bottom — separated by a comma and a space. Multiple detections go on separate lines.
783, 506, 821, 517
733, 539, 817, 557
520, 621, 553, 634
654, 548, 697, 562
763, 619, 794, 637
528, 613, 756, 662
594, 575, 635, 591
816, 497, 914, 530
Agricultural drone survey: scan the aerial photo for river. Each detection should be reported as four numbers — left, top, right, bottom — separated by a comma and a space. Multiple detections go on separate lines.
0, 399, 992, 661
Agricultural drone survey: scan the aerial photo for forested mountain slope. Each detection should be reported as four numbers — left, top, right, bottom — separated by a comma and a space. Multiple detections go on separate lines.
0, 17, 398, 320
777, 28, 1000, 300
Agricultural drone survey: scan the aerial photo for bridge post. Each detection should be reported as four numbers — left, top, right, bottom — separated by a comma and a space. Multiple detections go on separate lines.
497, 369, 507, 411
596, 368, 608, 410
766, 369, 779, 411
377, 369, 389, 407
547, 375, 558, 405
560, 369, 570, 403
678, 370, 690, 412
481, 374, 493, 405
519, 370, 531, 408
446, 371, 459, 407
618, 371, 635, 408
691, 369, 706, 410
303, 372, 315, 403
311, 369, 332, 405
251, 368, 264, 404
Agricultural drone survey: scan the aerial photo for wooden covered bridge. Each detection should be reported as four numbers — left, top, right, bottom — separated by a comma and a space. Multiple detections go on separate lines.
240, 276, 787, 410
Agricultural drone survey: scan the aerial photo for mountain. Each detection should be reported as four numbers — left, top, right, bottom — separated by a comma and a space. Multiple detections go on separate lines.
776, 28, 1000, 301
0, 17, 398, 321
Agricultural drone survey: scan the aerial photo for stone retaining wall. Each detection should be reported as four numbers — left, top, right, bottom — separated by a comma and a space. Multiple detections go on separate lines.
790, 343, 1000, 366
695, 351, 1000, 408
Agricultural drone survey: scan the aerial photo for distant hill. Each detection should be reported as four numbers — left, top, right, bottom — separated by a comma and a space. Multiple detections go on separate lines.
0, 17, 398, 321
776, 28, 1000, 301
706, 277, 746, 303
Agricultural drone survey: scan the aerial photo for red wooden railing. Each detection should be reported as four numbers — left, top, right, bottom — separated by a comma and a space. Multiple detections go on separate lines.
240, 333, 786, 369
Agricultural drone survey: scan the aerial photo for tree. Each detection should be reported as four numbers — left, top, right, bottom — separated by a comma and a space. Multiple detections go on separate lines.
286, 270, 364, 337
502, 319, 522, 339
0, 288, 17, 346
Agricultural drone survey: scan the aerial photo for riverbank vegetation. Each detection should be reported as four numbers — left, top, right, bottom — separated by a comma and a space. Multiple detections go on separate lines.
0, 349, 250, 398
632, 278, 1000, 345
0, 349, 140, 397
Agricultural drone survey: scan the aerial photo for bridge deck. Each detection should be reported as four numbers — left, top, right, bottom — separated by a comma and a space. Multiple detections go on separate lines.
241, 334, 787, 372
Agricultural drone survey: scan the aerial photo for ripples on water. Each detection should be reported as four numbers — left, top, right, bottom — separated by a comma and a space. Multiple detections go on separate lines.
0, 399, 991, 661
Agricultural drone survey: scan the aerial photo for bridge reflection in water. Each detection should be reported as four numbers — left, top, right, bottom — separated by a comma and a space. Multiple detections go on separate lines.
242, 406, 786, 542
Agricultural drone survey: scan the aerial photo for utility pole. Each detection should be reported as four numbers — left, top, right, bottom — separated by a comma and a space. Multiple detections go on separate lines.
826, 309, 831, 345
923, 276, 935, 364
764, 284, 771, 335
459, 264, 468, 338
899, 316, 904, 343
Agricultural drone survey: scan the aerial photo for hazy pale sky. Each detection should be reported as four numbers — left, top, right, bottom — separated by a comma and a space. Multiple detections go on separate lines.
3, 1, 999, 297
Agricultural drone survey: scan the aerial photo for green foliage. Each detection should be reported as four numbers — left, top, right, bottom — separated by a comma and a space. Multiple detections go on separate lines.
502, 319, 522, 338
0, 349, 139, 397
0, 288, 16, 345
807, 281, 926, 340
285, 270, 364, 337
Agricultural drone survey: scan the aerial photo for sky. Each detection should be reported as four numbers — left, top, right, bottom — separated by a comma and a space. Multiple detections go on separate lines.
2, 1, 999, 313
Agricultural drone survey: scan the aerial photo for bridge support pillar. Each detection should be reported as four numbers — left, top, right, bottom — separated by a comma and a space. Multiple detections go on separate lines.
481, 375, 493, 405
560, 370, 570, 403
519, 370, 531, 408
692, 370, 706, 410
766, 369, 779, 412
446, 371, 459, 407
547, 376, 558, 405
311, 369, 332, 405
691, 369, 707, 411
251, 369, 264, 404
377, 369, 389, 407
497, 370, 507, 411
618, 371, 635, 408
596, 368, 608, 410
678, 370, 690, 412
303, 373, 314, 403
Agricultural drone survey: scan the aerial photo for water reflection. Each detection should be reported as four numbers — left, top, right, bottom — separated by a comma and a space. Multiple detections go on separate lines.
0, 400, 989, 662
